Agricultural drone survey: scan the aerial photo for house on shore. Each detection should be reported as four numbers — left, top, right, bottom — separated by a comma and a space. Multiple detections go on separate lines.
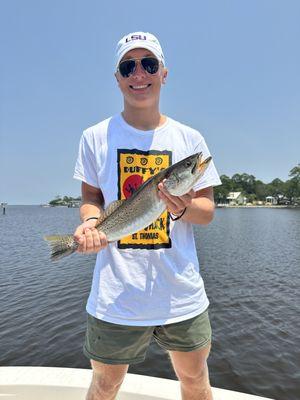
67, 200, 81, 208
265, 196, 277, 205
226, 192, 246, 206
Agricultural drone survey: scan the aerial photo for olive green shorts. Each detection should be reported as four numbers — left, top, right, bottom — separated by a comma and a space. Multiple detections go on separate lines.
83, 309, 212, 365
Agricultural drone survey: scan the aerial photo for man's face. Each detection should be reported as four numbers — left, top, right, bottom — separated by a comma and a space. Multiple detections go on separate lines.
115, 48, 168, 109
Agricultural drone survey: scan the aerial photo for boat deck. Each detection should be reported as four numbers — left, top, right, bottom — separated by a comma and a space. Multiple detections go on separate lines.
0, 367, 274, 400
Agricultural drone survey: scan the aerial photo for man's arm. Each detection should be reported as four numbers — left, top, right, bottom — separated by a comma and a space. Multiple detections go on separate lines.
73, 182, 108, 253
181, 187, 215, 225
158, 182, 215, 225
80, 181, 104, 222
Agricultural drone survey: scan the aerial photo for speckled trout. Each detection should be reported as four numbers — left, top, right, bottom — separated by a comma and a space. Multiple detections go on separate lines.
44, 152, 211, 261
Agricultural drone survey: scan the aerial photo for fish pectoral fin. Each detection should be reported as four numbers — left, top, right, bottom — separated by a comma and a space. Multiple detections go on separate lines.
103, 199, 125, 219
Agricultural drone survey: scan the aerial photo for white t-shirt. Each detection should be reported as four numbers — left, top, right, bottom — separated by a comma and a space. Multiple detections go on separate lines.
74, 114, 221, 326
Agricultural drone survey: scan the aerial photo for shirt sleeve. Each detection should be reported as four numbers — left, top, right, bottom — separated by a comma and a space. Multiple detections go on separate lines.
192, 137, 222, 191
73, 130, 100, 188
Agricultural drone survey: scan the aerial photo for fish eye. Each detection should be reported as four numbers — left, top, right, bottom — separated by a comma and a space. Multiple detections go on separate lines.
185, 161, 192, 167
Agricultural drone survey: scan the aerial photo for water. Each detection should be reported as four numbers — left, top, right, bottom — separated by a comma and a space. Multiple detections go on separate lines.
0, 206, 299, 400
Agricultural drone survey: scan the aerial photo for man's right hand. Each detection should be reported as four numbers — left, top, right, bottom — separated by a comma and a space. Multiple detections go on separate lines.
73, 220, 108, 254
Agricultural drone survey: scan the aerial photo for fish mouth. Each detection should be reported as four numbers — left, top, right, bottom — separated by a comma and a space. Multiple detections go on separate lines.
191, 153, 203, 174
189, 153, 212, 175
197, 155, 212, 172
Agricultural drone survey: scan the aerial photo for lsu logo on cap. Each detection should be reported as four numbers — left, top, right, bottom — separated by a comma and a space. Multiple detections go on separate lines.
125, 34, 147, 42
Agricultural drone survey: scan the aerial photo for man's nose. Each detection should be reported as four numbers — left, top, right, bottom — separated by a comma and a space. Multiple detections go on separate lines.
132, 61, 146, 78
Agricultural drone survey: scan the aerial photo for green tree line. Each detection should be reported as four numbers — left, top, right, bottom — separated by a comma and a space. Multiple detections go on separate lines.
49, 164, 300, 206
214, 164, 300, 204
49, 195, 81, 206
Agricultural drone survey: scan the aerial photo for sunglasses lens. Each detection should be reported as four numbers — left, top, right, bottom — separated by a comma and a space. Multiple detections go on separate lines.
141, 57, 159, 74
118, 57, 159, 78
119, 59, 136, 77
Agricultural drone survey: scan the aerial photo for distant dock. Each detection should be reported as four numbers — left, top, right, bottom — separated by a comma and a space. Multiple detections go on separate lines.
216, 204, 299, 209
1, 202, 7, 215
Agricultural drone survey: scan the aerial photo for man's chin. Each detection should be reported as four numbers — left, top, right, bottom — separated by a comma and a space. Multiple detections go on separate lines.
126, 97, 157, 109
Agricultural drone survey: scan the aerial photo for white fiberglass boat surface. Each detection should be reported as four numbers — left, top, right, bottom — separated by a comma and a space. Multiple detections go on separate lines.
0, 367, 274, 400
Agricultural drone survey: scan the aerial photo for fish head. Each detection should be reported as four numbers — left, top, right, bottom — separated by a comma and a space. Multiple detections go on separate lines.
163, 152, 212, 196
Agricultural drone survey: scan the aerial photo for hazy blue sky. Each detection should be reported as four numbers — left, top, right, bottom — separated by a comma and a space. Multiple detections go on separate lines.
1, 0, 299, 204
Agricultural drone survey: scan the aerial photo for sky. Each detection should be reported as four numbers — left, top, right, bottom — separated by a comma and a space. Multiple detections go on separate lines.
0, 0, 299, 204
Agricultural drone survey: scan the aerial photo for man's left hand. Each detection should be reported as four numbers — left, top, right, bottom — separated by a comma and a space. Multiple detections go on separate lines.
158, 179, 195, 216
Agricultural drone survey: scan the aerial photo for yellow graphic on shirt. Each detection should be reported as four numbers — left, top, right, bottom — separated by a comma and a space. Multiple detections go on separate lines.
118, 149, 172, 249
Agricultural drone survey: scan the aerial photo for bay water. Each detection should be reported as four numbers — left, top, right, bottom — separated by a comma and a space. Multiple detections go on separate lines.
0, 206, 299, 400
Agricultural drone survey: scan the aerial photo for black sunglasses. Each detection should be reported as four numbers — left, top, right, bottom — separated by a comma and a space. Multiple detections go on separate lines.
118, 57, 160, 78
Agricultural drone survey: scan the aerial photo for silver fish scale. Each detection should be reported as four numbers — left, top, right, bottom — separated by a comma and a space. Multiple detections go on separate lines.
97, 178, 165, 242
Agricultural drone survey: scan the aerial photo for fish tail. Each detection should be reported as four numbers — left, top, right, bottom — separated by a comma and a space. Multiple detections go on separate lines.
44, 235, 78, 261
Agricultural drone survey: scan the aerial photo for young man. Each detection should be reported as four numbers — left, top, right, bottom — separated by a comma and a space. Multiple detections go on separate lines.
73, 32, 221, 400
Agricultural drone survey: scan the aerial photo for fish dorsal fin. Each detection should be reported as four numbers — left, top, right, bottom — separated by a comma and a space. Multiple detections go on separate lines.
96, 199, 124, 225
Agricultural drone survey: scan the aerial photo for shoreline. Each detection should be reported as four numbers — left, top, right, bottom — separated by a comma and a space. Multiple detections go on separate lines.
1, 204, 299, 209
216, 204, 300, 209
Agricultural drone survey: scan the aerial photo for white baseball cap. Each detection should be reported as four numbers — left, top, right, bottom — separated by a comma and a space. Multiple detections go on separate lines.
115, 31, 165, 69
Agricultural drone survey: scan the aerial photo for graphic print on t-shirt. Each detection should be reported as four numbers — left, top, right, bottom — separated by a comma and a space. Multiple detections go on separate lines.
117, 149, 172, 249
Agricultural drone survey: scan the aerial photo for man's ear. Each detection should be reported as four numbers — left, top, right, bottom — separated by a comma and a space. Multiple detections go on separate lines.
162, 68, 168, 84
115, 72, 120, 84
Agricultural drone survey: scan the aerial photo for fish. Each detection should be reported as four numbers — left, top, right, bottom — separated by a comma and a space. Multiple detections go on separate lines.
44, 152, 212, 261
